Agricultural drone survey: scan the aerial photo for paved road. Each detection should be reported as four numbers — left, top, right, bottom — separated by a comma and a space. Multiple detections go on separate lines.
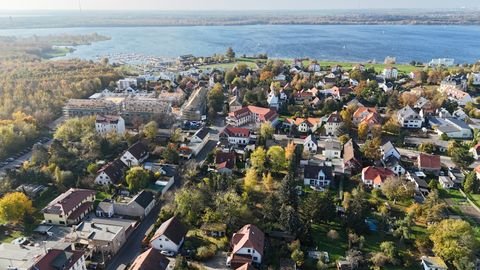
106, 203, 162, 270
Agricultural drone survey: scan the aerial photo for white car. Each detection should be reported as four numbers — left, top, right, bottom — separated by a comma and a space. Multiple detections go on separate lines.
160, 250, 175, 257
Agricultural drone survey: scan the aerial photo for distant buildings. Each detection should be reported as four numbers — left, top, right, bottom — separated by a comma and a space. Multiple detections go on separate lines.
158, 87, 186, 107
63, 99, 117, 118
382, 67, 398, 80
428, 58, 455, 67
181, 87, 208, 121
117, 78, 137, 90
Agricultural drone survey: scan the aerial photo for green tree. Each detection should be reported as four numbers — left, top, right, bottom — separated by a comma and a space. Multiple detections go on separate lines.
450, 146, 474, 168
143, 121, 158, 142
174, 188, 207, 225
163, 143, 180, 164
418, 143, 436, 154
361, 138, 382, 160
224, 71, 236, 85
291, 248, 305, 266
300, 191, 335, 225
214, 190, 248, 228
125, 167, 150, 191
279, 173, 298, 209
382, 117, 401, 135
429, 219, 478, 268
0, 192, 34, 224
207, 83, 225, 113
463, 171, 479, 194
267, 145, 286, 173
225, 47, 235, 60
259, 121, 274, 143
381, 177, 416, 202
31, 144, 49, 165
250, 147, 266, 173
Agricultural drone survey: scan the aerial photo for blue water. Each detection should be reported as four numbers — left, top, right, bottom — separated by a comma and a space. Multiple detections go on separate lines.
0, 24, 479, 63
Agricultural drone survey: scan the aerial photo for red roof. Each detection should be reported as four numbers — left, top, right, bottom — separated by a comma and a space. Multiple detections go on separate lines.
362, 166, 394, 185
231, 224, 265, 257
229, 106, 278, 122
216, 151, 236, 170
326, 111, 342, 123
418, 153, 441, 170
221, 125, 250, 138
130, 248, 170, 270
34, 249, 84, 270
353, 107, 377, 119
42, 188, 95, 216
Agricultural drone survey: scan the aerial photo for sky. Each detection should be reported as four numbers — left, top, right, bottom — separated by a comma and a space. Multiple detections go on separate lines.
0, 0, 477, 11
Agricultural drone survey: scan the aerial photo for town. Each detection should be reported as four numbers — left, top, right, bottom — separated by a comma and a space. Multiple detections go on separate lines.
1, 48, 480, 270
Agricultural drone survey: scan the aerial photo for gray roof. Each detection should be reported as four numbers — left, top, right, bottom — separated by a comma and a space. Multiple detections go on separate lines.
133, 190, 155, 209
324, 140, 341, 150
304, 165, 333, 180
194, 127, 210, 140
381, 141, 398, 155
397, 105, 420, 119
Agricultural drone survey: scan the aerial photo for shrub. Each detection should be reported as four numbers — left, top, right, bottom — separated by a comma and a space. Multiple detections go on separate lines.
196, 244, 217, 261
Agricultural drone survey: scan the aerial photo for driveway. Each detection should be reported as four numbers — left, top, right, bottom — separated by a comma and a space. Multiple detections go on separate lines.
106, 204, 162, 270
197, 252, 228, 270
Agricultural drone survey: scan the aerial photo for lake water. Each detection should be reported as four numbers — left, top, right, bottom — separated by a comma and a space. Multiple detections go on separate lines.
0, 24, 479, 63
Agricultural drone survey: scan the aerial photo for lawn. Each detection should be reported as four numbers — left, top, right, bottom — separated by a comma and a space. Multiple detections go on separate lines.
467, 193, 480, 208
94, 190, 112, 207
199, 59, 259, 71
0, 230, 24, 244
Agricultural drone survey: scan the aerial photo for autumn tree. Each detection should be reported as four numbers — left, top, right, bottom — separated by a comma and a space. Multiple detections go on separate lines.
382, 117, 401, 135
285, 141, 296, 163
142, 121, 158, 142
259, 121, 274, 143
267, 145, 286, 173
207, 83, 225, 113
163, 143, 180, 164
381, 177, 416, 202
361, 138, 382, 160
0, 192, 34, 223
357, 122, 369, 140
244, 168, 259, 193
263, 172, 274, 191
429, 219, 478, 268
250, 146, 266, 173
126, 167, 150, 191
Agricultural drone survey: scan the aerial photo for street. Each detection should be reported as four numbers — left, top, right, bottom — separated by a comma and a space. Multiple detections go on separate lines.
106, 203, 162, 270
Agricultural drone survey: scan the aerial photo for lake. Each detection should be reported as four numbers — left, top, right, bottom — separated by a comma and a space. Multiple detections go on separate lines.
0, 24, 479, 63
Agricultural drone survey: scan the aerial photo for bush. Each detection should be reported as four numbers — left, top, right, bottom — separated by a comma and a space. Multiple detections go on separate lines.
196, 244, 217, 261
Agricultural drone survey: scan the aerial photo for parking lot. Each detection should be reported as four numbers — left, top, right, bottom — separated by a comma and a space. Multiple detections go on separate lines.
0, 137, 51, 172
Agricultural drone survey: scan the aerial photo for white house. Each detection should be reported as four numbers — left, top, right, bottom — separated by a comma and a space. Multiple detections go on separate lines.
303, 165, 333, 188
95, 159, 127, 186
324, 111, 342, 136
95, 115, 126, 136
323, 140, 342, 159
220, 125, 251, 145
227, 224, 264, 268
397, 105, 422, 128
439, 176, 454, 189
429, 58, 454, 67
382, 156, 406, 176
150, 216, 187, 254
382, 67, 398, 80
267, 92, 280, 110
469, 72, 480, 85
429, 117, 473, 139
121, 142, 149, 167
380, 141, 401, 161
304, 135, 318, 153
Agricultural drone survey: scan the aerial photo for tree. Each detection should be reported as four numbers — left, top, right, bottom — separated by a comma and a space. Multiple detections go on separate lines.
380, 241, 397, 262
259, 121, 274, 142
450, 146, 474, 168
215, 190, 248, 227
279, 174, 298, 209
31, 144, 49, 165
463, 171, 479, 194
0, 192, 34, 223
143, 121, 158, 142
244, 168, 258, 193
207, 83, 225, 113
361, 138, 381, 160
260, 71, 274, 81
291, 248, 305, 266
250, 147, 266, 173
173, 255, 189, 270
175, 188, 207, 225
225, 47, 235, 60
357, 122, 369, 140
267, 145, 286, 173
280, 204, 303, 236
263, 172, 274, 191
285, 142, 296, 163
125, 167, 150, 191
163, 143, 179, 164
382, 117, 400, 135
429, 219, 478, 267
300, 192, 335, 225
381, 177, 415, 202
339, 134, 350, 145
418, 143, 436, 154
224, 70, 236, 85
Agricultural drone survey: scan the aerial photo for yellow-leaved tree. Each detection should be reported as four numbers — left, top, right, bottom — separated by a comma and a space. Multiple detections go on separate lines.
0, 192, 34, 224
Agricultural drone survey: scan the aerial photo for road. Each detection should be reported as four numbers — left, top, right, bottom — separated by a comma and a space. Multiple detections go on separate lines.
106, 203, 162, 270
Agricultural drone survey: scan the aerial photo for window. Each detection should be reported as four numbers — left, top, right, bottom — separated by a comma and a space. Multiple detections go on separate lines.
248, 249, 251, 253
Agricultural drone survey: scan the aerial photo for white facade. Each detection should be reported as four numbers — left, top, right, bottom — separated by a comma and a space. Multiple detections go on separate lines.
471, 73, 480, 85
323, 148, 341, 159
95, 171, 112, 186
382, 68, 398, 80
325, 122, 341, 136
235, 247, 262, 263
304, 136, 318, 153
151, 235, 184, 253
118, 78, 137, 90
429, 58, 455, 67
397, 106, 423, 128
95, 116, 126, 136
121, 151, 146, 167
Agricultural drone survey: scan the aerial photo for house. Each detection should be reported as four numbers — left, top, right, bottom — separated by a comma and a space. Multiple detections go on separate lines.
439, 85, 473, 106
415, 97, 435, 117
429, 58, 455, 67
353, 107, 377, 126
304, 135, 318, 153
397, 105, 423, 128
303, 164, 333, 189
439, 176, 455, 189
324, 111, 343, 136
429, 117, 473, 139
331, 86, 353, 100
294, 90, 314, 104
448, 167, 465, 188
382, 156, 406, 176
150, 216, 188, 253
112, 190, 156, 218
361, 166, 394, 188
406, 171, 430, 196
229, 96, 243, 113
42, 188, 96, 225
96, 199, 114, 218
220, 125, 251, 145
308, 62, 321, 72
267, 91, 281, 110
323, 140, 342, 159
215, 150, 236, 174
343, 139, 363, 174
421, 256, 448, 270
380, 141, 401, 161
201, 223, 227, 238
33, 249, 86, 270
69, 218, 136, 255
189, 127, 210, 155
130, 248, 170, 270
469, 72, 480, 85
227, 106, 278, 127
417, 153, 441, 175
95, 159, 127, 186
95, 115, 126, 136
121, 142, 149, 167
286, 117, 322, 133
227, 224, 265, 268
382, 67, 398, 80
469, 143, 480, 160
